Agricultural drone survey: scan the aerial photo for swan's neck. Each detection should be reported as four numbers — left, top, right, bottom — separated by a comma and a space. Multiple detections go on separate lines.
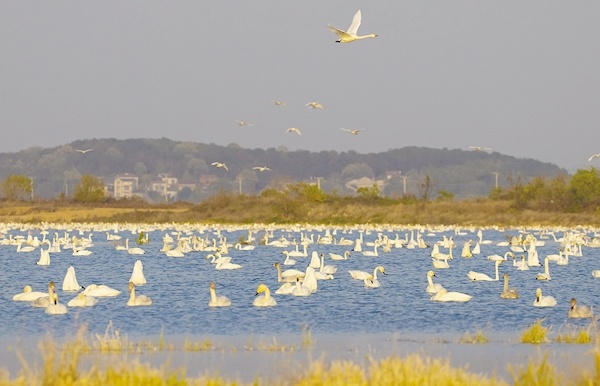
129, 288, 136, 303
503, 276, 509, 291
209, 288, 217, 303
427, 276, 434, 287
494, 263, 500, 280
373, 268, 380, 280
263, 288, 271, 301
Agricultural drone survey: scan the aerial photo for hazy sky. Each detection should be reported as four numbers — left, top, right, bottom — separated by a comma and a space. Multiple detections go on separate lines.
2, 1, 599, 172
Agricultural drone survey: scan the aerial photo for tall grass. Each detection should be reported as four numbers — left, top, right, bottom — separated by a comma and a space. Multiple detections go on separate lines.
520, 319, 550, 344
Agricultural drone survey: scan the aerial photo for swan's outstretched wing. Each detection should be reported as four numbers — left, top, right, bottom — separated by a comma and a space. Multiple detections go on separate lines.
327, 25, 350, 39
589, 153, 600, 161
347, 10, 362, 35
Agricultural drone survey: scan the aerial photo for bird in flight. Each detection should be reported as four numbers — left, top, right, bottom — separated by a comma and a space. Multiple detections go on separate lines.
306, 102, 325, 110
469, 146, 492, 152
328, 10, 378, 43
235, 120, 253, 127
340, 128, 365, 135
211, 162, 229, 171
75, 148, 93, 154
253, 166, 272, 172
286, 127, 302, 135
589, 153, 600, 161
272, 100, 286, 106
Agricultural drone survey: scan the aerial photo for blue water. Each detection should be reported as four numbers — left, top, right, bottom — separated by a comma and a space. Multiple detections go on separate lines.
1, 225, 598, 340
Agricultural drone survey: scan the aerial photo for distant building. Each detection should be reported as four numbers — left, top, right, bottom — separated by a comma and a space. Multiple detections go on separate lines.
113, 173, 140, 198
150, 173, 197, 200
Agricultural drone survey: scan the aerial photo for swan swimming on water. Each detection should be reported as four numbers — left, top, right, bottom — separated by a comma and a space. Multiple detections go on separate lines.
535, 257, 551, 281
327, 9, 378, 43
67, 293, 97, 307
208, 282, 231, 307
500, 273, 519, 299
426, 271, 444, 294
33, 282, 55, 308
533, 287, 556, 307
45, 293, 68, 315
253, 284, 277, 307
13, 285, 48, 302
467, 260, 502, 281
430, 288, 472, 302
127, 282, 152, 306
568, 298, 593, 318
129, 260, 147, 285
83, 284, 121, 297
349, 266, 385, 281
62, 266, 82, 291
291, 276, 312, 297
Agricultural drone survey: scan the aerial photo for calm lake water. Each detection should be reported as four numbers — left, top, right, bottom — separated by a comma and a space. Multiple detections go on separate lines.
2, 224, 598, 342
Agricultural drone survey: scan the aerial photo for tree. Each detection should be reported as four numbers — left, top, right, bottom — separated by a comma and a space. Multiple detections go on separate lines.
569, 168, 600, 211
2, 175, 32, 200
73, 175, 106, 203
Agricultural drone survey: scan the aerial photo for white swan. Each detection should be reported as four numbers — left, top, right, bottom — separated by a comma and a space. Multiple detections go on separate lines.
275, 282, 294, 295
62, 266, 82, 291
569, 298, 594, 318
592, 270, 600, 278
328, 9, 377, 43
206, 253, 232, 265
430, 288, 472, 302
302, 266, 318, 293
432, 256, 450, 269
129, 260, 147, 285
253, 284, 276, 307
282, 251, 297, 266
467, 260, 501, 281
273, 262, 304, 282
535, 257, 551, 281
32, 282, 55, 307
125, 238, 145, 255
533, 287, 556, 307
215, 261, 242, 270
514, 255, 529, 271
127, 282, 152, 306
500, 273, 519, 299
286, 127, 301, 135
67, 293, 97, 307
234, 243, 255, 251
309, 251, 321, 268
208, 282, 231, 307
83, 284, 121, 297
568, 298, 593, 318
364, 272, 383, 288
487, 251, 513, 262
36, 248, 50, 266
13, 285, 48, 302
16, 241, 36, 253
291, 276, 312, 297
330, 251, 350, 261
362, 244, 379, 257
45, 293, 68, 315
319, 253, 337, 275
211, 161, 229, 171
426, 271, 444, 294
349, 266, 385, 281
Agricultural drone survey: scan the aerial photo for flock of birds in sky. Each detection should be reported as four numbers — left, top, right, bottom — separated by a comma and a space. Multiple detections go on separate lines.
4, 223, 600, 319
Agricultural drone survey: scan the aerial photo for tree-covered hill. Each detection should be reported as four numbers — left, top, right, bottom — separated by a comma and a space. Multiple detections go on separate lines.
0, 138, 566, 200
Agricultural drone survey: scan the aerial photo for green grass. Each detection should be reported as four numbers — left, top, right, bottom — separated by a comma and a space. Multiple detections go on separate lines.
520, 319, 550, 344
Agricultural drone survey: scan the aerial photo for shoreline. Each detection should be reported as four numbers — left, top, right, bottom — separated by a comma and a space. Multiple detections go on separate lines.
1, 331, 596, 383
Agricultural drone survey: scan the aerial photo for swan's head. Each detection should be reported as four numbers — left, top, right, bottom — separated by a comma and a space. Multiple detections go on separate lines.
53, 293, 59, 305
504, 273, 509, 279
296, 275, 302, 282
376, 266, 386, 275
23, 285, 33, 293
255, 284, 268, 296
49, 281, 55, 290
209, 282, 216, 290
273, 262, 281, 268
570, 298, 577, 309
427, 271, 435, 278
535, 287, 543, 301
128, 282, 135, 292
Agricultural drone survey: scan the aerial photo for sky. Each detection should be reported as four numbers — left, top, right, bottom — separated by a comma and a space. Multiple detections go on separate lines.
1, 1, 599, 172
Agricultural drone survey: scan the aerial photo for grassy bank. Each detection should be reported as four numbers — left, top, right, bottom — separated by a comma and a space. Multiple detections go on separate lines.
1, 196, 598, 226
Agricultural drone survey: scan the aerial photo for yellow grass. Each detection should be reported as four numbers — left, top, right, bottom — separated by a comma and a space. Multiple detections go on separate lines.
520, 319, 550, 344
555, 323, 594, 344
459, 329, 489, 344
